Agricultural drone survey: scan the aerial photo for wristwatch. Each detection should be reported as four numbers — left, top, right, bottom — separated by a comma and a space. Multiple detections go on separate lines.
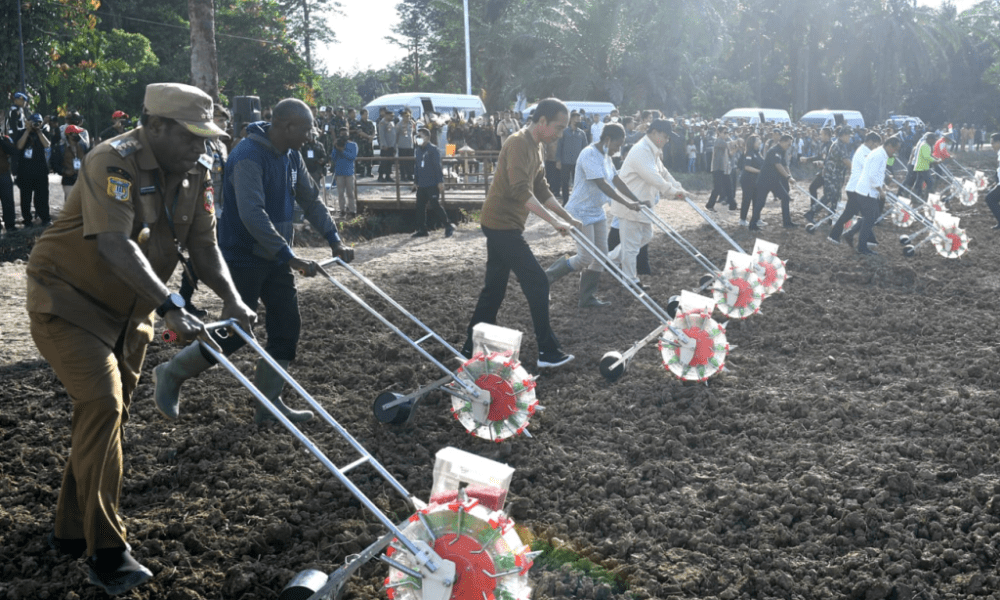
156, 293, 186, 318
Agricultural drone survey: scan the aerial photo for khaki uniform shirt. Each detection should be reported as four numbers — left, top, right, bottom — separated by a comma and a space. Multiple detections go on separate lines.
480, 128, 554, 230
27, 127, 217, 355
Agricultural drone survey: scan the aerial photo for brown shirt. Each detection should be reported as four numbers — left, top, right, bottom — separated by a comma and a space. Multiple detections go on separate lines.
480, 128, 554, 230
27, 127, 217, 352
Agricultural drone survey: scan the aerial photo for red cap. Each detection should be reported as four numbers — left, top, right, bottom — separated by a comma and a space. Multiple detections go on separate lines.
112, 110, 128, 119
65, 125, 85, 134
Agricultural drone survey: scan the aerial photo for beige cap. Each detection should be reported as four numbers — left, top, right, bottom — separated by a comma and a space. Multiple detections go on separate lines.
143, 82, 227, 138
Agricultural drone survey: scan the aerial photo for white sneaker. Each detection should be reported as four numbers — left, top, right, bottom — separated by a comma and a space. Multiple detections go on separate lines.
758, 220, 769, 227
739, 220, 748, 227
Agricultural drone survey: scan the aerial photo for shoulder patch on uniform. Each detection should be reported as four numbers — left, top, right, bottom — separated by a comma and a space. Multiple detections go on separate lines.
197, 153, 213, 170
107, 176, 132, 201
109, 138, 141, 158
203, 186, 215, 214
106, 166, 133, 181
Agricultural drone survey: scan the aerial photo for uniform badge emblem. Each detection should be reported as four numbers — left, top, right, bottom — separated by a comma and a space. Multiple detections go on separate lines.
204, 187, 215, 214
107, 177, 131, 201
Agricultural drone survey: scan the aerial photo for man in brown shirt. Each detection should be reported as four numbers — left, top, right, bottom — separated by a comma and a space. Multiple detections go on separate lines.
462, 98, 582, 368
26, 82, 254, 596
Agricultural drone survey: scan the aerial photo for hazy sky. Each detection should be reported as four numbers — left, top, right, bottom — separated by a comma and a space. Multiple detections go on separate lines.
320, 0, 984, 75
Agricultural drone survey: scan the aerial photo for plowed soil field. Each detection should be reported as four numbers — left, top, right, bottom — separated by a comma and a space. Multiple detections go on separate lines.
3, 171, 1000, 600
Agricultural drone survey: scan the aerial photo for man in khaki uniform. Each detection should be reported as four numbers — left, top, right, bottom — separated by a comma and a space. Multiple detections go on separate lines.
26, 82, 254, 596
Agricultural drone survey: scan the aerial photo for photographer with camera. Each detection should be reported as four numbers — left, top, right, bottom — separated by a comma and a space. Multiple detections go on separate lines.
331, 126, 358, 217
49, 124, 89, 200
16, 113, 52, 227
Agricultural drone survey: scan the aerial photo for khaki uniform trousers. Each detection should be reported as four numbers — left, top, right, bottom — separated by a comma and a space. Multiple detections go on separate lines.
30, 312, 150, 557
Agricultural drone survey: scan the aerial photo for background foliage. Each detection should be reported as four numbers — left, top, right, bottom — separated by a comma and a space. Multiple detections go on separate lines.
5, 0, 1000, 133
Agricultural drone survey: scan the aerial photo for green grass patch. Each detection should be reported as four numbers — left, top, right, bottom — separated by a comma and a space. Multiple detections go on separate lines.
530, 538, 629, 593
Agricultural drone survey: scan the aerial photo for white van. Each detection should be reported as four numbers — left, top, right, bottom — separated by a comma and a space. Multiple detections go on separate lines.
363, 93, 487, 121
521, 101, 617, 122
799, 109, 865, 129
721, 107, 792, 126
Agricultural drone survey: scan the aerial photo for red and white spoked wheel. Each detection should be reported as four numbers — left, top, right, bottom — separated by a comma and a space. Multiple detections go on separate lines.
753, 251, 786, 297
659, 309, 728, 382
842, 216, 858, 234
959, 183, 978, 206
452, 352, 538, 442
976, 172, 989, 191
890, 206, 914, 228
933, 226, 969, 259
711, 266, 764, 319
384, 496, 534, 600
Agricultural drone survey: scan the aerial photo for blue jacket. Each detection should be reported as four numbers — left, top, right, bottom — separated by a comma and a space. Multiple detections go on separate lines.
414, 143, 443, 188
331, 141, 358, 176
219, 122, 340, 267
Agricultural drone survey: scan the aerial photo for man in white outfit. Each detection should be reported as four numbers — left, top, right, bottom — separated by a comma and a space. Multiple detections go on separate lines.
608, 119, 687, 287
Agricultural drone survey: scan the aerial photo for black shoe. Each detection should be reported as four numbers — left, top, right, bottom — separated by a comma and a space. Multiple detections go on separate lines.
459, 338, 473, 360
748, 224, 761, 232
727, 203, 738, 211
783, 221, 799, 228
87, 549, 153, 596
538, 349, 575, 369
804, 211, 815, 224
826, 236, 840, 245
411, 230, 429, 238
704, 204, 717, 212
843, 230, 855, 248
48, 531, 88, 559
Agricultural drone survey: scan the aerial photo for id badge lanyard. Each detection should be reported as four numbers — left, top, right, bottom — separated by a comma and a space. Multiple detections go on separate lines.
154, 172, 198, 284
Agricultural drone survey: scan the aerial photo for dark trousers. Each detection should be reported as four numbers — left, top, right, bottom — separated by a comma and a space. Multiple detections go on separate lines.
415, 186, 449, 232
739, 177, 756, 221
207, 262, 301, 362
544, 161, 560, 197
397, 148, 413, 181
751, 178, 793, 226
608, 226, 651, 275
818, 184, 842, 214
986, 186, 1000, 225
358, 144, 374, 176
398, 147, 415, 181
857, 194, 880, 249
830, 191, 862, 242
706, 170, 733, 208
465, 227, 559, 354
378, 147, 396, 179
809, 173, 826, 213
559, 163, 575, 203
17, 175, 49, 224
0, 172, 15, 229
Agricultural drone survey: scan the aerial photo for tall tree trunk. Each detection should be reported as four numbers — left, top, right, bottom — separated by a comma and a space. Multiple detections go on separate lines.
189, 0, 219, 100
303, 0, 312, 72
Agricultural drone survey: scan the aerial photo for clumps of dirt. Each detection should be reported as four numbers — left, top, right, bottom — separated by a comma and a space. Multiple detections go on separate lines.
5, 185, 1000, 600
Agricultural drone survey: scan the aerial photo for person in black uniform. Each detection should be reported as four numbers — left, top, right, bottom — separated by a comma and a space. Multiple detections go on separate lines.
737, 134, 763, 226
749, 134, 796, 231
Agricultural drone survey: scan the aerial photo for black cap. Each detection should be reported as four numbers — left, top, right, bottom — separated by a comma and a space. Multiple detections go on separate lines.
648, 119, 672, 135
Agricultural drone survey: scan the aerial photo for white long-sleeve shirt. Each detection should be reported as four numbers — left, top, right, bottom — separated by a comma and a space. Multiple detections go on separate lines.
610, 134, 682, 223
856, 146, 889, 199
845, 144, 872, 193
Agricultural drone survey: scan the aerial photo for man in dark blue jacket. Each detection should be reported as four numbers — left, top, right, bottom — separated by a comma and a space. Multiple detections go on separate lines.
411, 126, 453, 238
153, 98, 354, 425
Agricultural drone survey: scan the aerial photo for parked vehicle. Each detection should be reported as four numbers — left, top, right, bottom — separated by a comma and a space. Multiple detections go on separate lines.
721, 107, 792, 126
799, 109, 865, 129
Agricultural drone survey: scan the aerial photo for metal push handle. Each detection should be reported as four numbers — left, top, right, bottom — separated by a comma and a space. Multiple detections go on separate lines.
315, 259, 481, 402
681, 196, 748, 254
198, 319, 438, 569
567, 227, 688, 344
637, 205, 734, 292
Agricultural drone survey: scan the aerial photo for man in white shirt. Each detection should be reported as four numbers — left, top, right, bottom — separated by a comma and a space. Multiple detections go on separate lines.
590, 113, 605, 144
608, 119, 687, 286
828, 132, 882, 246
983, 133, 1000, 229
853, 136, 900, 255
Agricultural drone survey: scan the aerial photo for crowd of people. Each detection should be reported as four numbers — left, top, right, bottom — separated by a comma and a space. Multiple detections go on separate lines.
7, 82, 999, 598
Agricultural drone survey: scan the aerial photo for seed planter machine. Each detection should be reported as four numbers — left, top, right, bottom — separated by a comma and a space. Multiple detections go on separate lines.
314, 258, 541, 441
887, 178, 970, 259
185, 321, 537, 600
